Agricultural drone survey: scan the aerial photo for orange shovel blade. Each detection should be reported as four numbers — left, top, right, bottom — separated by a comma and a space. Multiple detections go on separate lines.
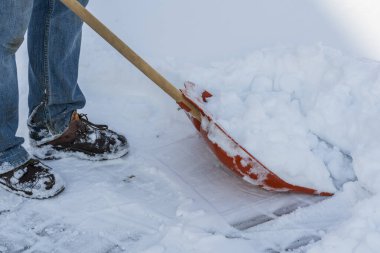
180, 82, 333, 196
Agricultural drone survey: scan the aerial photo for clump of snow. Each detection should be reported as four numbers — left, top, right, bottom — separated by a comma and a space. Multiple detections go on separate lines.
0, 162, 14, 174
181, 45, 380, 193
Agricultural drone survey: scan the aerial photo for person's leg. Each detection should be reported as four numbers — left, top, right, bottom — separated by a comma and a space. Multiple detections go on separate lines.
27, 0, 89, 142
0, 0, 65, 199
0, 0, 33, 172
27, 0, 129, 160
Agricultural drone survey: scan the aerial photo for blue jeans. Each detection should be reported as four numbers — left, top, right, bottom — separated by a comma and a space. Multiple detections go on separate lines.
0, 0, 88, 172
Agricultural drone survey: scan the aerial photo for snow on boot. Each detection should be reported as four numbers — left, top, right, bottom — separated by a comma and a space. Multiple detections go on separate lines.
0, 159, 65, 199
32, 112, 129, 160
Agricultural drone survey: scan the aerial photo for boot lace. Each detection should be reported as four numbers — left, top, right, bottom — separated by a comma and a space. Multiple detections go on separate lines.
78, 114, 109, 131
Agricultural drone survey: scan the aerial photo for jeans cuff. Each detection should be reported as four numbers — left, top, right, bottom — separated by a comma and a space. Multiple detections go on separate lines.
49, 109, 74, 135
0, 145, 30, 174
28, 103, 74, 144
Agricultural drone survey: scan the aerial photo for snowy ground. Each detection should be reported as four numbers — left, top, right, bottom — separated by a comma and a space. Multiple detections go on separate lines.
1, 1, 380, 252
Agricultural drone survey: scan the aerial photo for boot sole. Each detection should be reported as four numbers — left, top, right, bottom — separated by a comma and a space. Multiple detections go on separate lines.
0, 182, 65, 200
31, 144, 130, 161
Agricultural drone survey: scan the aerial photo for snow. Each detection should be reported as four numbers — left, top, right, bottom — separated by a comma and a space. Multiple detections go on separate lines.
183, 45, 377, 193
308, 193, 380, 253
2, 1, 380, 252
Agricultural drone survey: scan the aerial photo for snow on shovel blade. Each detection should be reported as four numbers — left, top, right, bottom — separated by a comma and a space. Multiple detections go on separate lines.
180, 82, 333, 196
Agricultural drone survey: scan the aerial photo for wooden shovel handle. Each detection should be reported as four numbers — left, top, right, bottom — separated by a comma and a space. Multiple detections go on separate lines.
60, 0, 201, 121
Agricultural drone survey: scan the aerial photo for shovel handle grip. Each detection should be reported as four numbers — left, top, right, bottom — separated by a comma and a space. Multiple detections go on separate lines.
60, 0, 201, 120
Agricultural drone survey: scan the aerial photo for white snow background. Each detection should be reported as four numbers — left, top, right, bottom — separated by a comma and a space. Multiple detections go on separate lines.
1, 0, 380, 252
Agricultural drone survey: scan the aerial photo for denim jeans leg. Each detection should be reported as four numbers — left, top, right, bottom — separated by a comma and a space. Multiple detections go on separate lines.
28, 0, 89, 142
0, 0, 33, 172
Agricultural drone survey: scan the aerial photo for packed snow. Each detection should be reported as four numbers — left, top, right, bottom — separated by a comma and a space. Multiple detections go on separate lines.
2, 1, 380, 252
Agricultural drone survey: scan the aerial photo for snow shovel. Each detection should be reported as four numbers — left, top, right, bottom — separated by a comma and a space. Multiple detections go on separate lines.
60, 0, 333, 196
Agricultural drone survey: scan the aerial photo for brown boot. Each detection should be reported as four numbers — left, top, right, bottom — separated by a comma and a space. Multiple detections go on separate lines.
0, 159, 65, 199
32, 112, 129, 160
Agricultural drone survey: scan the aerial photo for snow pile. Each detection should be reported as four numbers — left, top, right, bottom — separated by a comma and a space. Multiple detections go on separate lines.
180, 45, 380, 193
